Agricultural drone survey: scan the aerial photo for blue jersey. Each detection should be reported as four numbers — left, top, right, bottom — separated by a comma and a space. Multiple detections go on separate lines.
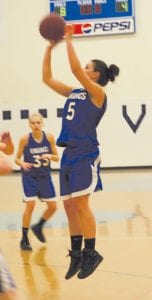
22, 132, 52, 177
57, 88, 107, 149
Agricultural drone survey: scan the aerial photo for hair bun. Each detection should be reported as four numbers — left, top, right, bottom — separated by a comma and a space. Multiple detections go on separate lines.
108, 64, 120, 82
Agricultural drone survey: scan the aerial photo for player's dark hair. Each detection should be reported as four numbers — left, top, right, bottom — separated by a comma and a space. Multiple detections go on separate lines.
92, 59, 120, 86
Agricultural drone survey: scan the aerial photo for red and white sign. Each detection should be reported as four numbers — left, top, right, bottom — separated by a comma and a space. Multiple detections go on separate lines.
72, 18, 135, 37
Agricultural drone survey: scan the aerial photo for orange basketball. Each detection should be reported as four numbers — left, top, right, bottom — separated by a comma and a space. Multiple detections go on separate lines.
0, 156, 12, 175
39, 13, 66, 42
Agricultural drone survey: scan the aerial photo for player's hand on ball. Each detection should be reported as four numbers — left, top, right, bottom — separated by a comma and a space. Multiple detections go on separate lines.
49, 39, 57, 48
65, 24, 75, 40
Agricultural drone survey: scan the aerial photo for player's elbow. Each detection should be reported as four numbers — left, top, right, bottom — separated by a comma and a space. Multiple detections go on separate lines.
42, 74, 50, 86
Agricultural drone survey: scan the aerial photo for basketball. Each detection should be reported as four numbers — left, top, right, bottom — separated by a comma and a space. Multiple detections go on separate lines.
0, 156, 12, 175
39, 13, 66, 42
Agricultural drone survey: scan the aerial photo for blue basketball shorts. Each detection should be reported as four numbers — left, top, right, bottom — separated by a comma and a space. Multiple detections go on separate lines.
60, 152, 103, 200
22, 174, 56, 202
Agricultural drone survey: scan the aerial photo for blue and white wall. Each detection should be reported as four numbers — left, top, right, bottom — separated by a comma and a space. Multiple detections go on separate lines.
0, 0, 151, 169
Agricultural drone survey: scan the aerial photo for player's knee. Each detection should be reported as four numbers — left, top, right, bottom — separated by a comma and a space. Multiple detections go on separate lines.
48, 201, 57, 213
26, 202, 35, 214
75, 198, 89, 213
64, 201, 78, 216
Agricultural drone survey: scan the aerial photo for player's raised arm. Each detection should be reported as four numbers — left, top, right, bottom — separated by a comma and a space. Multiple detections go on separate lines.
64, 25, 119, 108
64, 25, 105, 108
42, 43, 73, 97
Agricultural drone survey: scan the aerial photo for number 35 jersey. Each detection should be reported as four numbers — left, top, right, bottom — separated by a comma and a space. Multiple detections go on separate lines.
23, 132, 52, 177
57, 88, 107, 149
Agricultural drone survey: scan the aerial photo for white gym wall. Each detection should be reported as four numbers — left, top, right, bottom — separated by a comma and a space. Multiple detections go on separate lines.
0, 0, 151, 169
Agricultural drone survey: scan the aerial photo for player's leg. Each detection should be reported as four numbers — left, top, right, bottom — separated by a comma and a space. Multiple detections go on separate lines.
69, 156, 103, 279
31, 176, 57, 243
20, 175, 37, 250
63, 198, 83, 279
31, 200, 57, 243
59, 163, 83, 279
20, 200, 35, 251
73, 194, 104, 279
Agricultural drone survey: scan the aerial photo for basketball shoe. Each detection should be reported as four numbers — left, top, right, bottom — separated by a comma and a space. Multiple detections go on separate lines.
65, 249, 82, 280
77, 248, 103, 279
20, 238, 32, 251
31, 224, 46, 243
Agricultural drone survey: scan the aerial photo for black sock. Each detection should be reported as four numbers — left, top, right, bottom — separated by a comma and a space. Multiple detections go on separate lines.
22, 227, 29, 240
71, 235, 83, 251
37, 218, 46, 228
84, 238, 95, 250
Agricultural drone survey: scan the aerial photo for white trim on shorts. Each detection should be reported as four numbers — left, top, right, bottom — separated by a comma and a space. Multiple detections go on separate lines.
61, 155, 101, 201
23, 194, 57, 202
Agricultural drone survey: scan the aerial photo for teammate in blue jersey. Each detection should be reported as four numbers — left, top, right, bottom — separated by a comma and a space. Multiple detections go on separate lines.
42, 25, 119, 279
15, 113, 59, 251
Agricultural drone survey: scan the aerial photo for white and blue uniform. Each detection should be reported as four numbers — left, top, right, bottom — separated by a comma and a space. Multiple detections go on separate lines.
57, 88, 107, 200
22, 132, 56, 201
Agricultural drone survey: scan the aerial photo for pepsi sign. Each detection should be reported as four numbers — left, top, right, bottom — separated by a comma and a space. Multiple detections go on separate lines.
73, 18, 134, 36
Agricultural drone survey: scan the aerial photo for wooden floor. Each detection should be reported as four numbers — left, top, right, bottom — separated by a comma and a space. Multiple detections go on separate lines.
0, 169, 152, 300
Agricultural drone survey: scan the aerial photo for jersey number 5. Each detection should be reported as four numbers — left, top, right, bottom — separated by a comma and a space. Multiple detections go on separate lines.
66, 102, 76, 120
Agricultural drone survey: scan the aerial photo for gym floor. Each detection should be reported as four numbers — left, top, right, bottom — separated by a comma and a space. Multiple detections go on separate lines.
0, 169, 152, 300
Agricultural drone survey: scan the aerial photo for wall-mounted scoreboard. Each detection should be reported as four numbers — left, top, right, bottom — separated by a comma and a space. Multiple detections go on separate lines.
49, 0, 135, 37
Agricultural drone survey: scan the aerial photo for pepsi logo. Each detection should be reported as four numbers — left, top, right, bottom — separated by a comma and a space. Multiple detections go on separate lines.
74, 23, 92, 35
81, 23, 92, 34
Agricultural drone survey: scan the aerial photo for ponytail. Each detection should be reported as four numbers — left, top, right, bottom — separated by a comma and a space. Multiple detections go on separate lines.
108, 64, 120, 82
